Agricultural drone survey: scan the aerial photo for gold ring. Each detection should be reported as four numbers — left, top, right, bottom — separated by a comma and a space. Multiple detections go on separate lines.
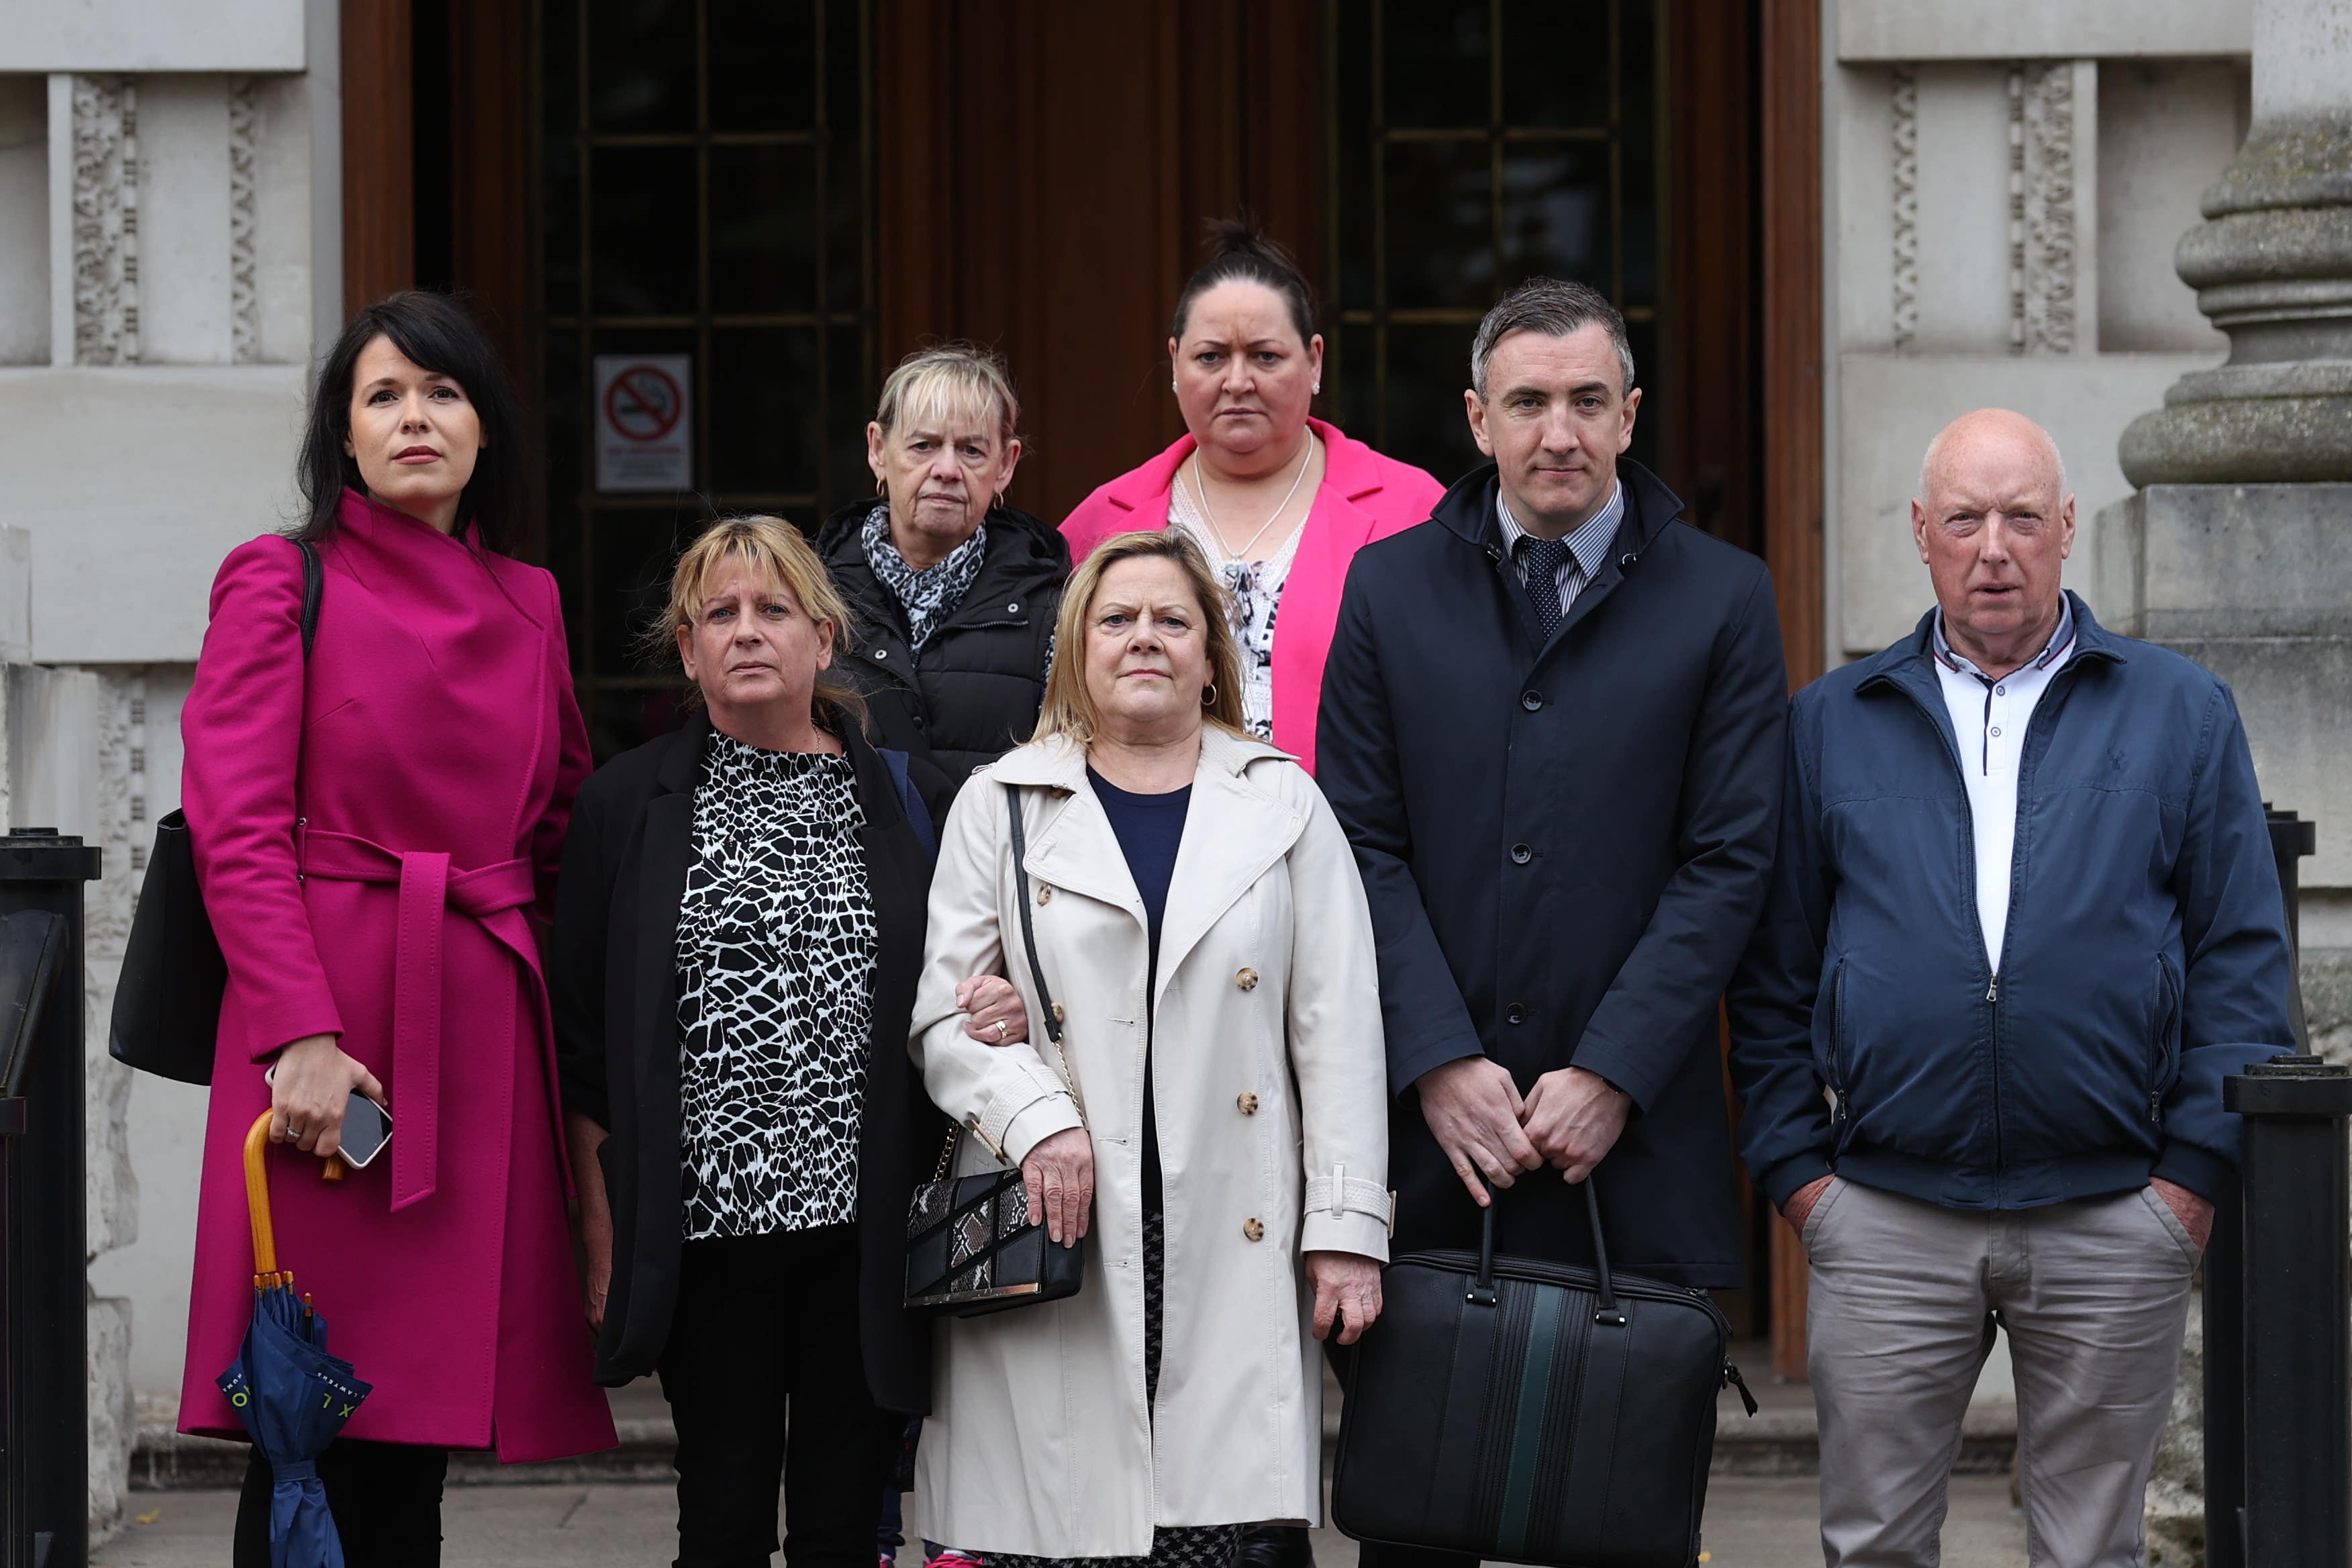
993, 1019, 1009, 1040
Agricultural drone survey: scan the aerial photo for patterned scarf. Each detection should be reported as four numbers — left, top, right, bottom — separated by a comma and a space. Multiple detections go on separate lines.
861, 503, 988, 654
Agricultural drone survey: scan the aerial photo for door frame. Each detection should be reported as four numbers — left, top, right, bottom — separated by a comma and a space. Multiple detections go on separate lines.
1759, 0, 1827, 1381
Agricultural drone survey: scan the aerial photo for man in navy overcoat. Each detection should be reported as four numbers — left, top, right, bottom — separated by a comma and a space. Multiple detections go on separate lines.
1318, 278, 1789, 1345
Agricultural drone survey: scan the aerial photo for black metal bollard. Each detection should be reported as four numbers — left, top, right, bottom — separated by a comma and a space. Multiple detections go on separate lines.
2228, 1057, 2352, 1566
2205, 807, 2320, 1568
0, 830, 100, 1568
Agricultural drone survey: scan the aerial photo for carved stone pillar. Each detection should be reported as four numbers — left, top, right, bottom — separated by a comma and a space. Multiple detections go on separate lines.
2117, 1, 2352, 483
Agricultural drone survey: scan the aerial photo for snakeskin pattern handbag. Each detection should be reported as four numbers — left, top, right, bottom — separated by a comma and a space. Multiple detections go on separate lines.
905, 784, 1087, 1316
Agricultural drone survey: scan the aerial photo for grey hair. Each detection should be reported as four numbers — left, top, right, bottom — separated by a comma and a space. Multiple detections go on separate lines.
1469, 278, 1636, 399
874, 342, 1021, 449
1916, 418, 2069, 500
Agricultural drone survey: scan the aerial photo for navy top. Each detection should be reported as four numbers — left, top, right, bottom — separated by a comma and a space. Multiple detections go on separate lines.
1089, 767, 1191, 1215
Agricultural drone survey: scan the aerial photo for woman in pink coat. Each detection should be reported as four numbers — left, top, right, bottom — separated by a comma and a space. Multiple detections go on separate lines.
177, 291, 615, 1565
1060, 223, 1445, 779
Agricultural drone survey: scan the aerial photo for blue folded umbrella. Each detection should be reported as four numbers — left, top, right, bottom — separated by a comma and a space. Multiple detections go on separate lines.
220, 1113, 373, 1568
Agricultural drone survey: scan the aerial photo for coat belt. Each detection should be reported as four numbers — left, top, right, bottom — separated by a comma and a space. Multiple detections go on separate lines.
296, 828, 539, 1212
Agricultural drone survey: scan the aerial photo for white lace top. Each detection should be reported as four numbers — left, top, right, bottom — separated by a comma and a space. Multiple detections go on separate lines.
1167, 477, 1306, 744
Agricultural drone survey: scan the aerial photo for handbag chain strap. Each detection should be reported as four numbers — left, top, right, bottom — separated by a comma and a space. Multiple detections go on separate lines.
929, 781, 1087, 1181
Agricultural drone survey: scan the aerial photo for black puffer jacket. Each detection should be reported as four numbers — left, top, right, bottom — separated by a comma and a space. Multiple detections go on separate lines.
818, 500, 1070, 784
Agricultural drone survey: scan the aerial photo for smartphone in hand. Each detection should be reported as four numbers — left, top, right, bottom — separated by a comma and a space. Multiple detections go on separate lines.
260, 1065, 395, 1168
338, 1092, 393, 1169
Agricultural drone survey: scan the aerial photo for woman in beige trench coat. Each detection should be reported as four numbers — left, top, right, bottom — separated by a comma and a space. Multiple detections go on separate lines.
909, 530, 1392, 1565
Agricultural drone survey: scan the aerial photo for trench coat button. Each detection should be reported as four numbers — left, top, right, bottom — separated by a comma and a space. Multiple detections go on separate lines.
1037, 885, 1052, 905
1510, 844, 1533, 865
874, 648, 889, 660
1237, 1092, 1259, 1116
1521, 690, 1545, 712
1243, 1218, 1265, 1242
1236, 967, 1259, 991
1506, 1003, 1528, 1025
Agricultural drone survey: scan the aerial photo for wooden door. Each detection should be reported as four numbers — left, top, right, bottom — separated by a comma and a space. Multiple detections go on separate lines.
875, 3, 1323, 525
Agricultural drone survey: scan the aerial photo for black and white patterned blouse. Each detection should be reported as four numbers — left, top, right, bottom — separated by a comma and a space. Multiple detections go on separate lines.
1167, 481, 1302, 742
675, 732, 879, 1240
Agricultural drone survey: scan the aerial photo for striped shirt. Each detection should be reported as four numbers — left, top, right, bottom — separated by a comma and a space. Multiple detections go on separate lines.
1497, 480, 1626, 616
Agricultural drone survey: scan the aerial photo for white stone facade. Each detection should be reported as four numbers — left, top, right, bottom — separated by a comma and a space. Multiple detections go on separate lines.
1822, 3, 2251, 666
0, 0, 2336, 1547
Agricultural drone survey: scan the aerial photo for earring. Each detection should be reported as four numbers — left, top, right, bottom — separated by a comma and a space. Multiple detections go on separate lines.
1202, 684, 1217, 707
994, 491, 1006, 511
875, 474, 886, 496
1312, 381, 1322, 394
1172, 380, 1179, 393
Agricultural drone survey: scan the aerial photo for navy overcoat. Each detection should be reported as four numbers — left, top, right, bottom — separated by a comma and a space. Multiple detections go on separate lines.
1318, 458, 1787, 1287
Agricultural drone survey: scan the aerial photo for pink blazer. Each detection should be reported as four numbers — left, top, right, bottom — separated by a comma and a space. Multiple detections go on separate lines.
1061, 417, 1444, 775
176, 491, 613, 1462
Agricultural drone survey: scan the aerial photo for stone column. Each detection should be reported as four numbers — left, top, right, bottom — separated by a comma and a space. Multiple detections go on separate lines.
2116, 2, 2352, 483
2096, 2, 2352, 1561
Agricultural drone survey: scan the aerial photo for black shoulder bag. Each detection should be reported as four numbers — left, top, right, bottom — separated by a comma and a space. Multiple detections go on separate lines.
904, 783, 1088, 1316
1332, 1174, 1757, 1568
109, 539, 324, 1085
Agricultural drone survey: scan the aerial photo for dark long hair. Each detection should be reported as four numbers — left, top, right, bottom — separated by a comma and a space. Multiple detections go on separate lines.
1169, 218, 1320, 347
294, 291, 527, 550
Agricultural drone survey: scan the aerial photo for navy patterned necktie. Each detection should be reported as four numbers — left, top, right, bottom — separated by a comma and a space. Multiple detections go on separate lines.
1518, 535, 1575, 641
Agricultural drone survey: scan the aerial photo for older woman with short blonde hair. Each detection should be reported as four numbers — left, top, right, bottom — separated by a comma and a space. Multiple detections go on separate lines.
820, 344, 1070, 786
551, 516, 1025, 1567
909, 529, 1392, 1567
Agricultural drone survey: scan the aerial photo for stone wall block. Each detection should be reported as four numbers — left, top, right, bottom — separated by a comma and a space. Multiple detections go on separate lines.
88, 1292, 132, 1545
2145, 1287, 2206, 1565
2089, 484, 2352, 893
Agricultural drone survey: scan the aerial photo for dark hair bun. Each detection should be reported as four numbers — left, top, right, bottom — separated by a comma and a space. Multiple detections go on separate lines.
1171, 217, 1318, 346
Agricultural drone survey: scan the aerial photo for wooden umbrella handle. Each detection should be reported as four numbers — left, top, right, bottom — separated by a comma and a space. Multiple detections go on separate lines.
241, 1111, 281, 1285
242, 1112, 348, 1284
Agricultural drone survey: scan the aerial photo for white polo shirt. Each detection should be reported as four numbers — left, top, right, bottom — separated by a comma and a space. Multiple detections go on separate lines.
1930, 601, 2077, 974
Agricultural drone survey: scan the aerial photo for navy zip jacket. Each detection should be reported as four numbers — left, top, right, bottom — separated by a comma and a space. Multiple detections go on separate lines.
1727, 592, 2295, 1213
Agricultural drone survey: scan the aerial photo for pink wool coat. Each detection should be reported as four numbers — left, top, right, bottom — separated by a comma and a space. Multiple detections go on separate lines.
177, 489, 615, 1462
1059, 416, 1445, 775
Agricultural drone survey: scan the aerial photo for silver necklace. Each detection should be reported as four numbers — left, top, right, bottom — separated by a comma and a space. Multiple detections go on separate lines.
1190, 429, 1317, 563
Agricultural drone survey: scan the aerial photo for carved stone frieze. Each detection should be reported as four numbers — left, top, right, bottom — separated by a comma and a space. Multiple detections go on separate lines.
230, 78, 258, 365
87, 669, 144, 1263
2006, 66, 2028, 352
70, 75, 139, 366
1891, 64, 1918, 351
2020, 62, 2079, 356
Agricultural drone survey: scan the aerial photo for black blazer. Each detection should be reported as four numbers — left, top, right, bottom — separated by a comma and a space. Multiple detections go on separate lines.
550, 711, 938, 1410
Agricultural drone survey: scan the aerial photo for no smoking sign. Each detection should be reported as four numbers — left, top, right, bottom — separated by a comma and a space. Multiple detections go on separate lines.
594, 354, 693, 492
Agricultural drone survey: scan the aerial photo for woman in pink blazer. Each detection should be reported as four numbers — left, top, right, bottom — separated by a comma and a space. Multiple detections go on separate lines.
1060, 224, 1444, 778
177, 291, 614, 1565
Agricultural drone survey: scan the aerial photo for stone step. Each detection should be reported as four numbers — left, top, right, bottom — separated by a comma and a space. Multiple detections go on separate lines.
131, 1399, 2019, 1489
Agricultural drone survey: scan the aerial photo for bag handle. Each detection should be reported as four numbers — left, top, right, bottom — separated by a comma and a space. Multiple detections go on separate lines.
927, 783, 1086, 1180
1002, 783, 1083, 1118
1471, 1173, 1622, 1326
295, 538, 324, 655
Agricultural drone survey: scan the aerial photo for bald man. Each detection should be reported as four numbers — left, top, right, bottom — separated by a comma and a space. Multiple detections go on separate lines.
1727, 409, 2295, 1565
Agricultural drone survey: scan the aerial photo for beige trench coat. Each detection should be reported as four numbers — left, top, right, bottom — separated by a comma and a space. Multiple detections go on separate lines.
908, 728, 1391, 1557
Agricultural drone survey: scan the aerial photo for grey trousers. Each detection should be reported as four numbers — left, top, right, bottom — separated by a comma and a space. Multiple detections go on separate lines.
1804, 1178, 2198, 1568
